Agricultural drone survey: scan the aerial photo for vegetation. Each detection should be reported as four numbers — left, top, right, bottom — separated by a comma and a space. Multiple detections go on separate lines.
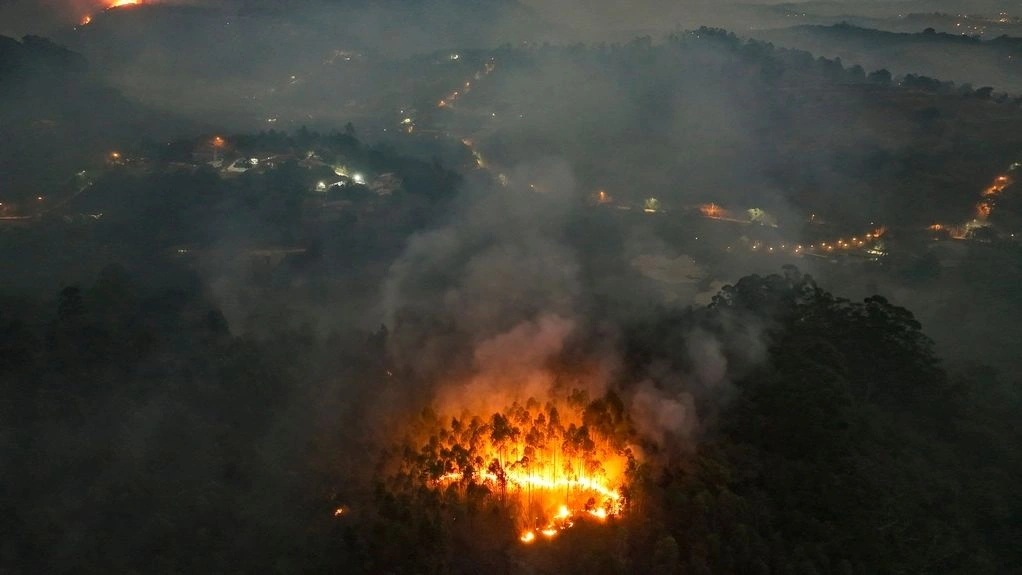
1, 18, 1021, 575
469, 28, 1022, 227
4, 266, 1015, 573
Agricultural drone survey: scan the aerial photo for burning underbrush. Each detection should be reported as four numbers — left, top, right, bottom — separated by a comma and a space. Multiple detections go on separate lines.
380, 387, 639, 544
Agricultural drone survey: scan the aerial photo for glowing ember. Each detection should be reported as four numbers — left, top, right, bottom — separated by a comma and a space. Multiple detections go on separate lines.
520, 531, 536, 543
969, 170, 1014, 224
700, 203, 725, 218
80, 15, 93, 25
108, 0, 140, 7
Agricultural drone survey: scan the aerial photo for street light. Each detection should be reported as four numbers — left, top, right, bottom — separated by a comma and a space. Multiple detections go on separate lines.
212, 136, 225, 162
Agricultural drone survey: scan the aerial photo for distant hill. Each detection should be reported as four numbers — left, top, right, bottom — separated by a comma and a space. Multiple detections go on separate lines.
752, 23, 1022, 92
42, 0, 562, 130
450, 28, 1022, 227
59, 0, 559, 61
0, 35, 184, 202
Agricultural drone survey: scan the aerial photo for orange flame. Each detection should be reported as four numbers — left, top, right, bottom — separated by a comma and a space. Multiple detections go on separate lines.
404, 390, 631, 544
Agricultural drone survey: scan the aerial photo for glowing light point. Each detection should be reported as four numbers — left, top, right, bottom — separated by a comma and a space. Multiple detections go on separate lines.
540, 528, 559, 538
520, 531, 536, 544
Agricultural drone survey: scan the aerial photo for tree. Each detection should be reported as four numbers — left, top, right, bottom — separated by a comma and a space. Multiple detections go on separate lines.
867, 68, 892, 86
652, 535, 680, 575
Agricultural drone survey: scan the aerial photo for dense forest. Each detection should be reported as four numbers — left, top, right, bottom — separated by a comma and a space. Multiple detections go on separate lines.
755, 23, 1022, 93
462, 28, 1022, 227
2, 267, 1018, 573
2, 13, 1021, 574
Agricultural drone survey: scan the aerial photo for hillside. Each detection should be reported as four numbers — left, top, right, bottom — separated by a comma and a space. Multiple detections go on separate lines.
0, 35, 183, 202
753, 23, 1022, 93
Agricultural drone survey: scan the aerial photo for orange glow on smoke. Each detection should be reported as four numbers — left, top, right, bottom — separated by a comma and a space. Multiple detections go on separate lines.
590, 189, 613, 205
700, 203, 729, 219
108, 0, 140, 7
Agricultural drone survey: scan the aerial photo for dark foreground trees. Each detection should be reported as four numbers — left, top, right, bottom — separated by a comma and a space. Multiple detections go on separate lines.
614, 268, 1021, 575
0, 267, 1018, 573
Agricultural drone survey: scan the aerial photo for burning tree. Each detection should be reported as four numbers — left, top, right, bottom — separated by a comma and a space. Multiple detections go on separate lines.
378, 389, 639, 544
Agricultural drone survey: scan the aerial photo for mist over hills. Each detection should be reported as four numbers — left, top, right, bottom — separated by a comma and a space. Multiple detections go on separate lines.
754, 22, 1022, 92
1, 2, 1022, 574
0, 34, 184, 200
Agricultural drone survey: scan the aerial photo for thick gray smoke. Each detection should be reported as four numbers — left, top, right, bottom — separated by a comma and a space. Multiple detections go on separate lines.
377, 157, 771, 449
380, 158, 580, 380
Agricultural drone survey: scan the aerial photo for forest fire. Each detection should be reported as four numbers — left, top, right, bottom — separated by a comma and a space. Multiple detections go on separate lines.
970, 169, 1015, 223
699, 202, 726, 218
392, 389, 634, 545
81, 0, 142, 23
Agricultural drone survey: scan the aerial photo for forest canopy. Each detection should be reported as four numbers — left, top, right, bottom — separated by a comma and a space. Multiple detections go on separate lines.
1, 267, 1018, 573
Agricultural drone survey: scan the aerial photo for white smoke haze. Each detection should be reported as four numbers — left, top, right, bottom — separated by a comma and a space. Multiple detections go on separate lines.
433, 314, 579, 415
4, 0, 1022, 571
380, 158, 580, 373
685, 328, 729, 388
375, 154, 776, 450
629, 379, 698, 446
